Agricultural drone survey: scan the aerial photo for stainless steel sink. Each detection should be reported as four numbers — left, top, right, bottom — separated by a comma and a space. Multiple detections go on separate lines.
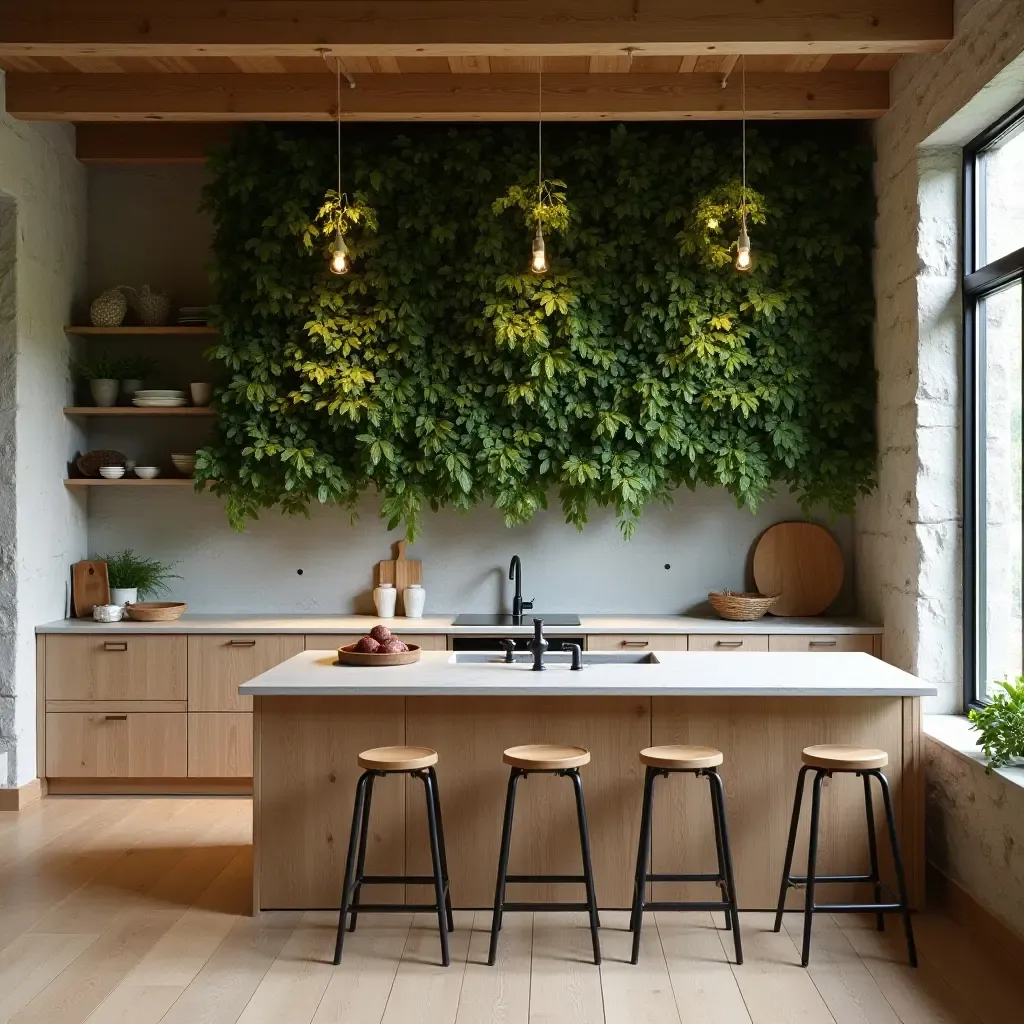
450, 652, 660, 665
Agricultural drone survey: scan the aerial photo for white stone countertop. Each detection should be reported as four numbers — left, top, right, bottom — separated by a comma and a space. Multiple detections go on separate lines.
240, 649, 933, 697
36, 613, 882, 635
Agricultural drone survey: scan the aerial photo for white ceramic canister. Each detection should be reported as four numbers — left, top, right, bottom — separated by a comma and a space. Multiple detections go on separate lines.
403, 584, 426, 618
373, 582, 397, 618
92, 603, 124, 623
110, 587, 138, 606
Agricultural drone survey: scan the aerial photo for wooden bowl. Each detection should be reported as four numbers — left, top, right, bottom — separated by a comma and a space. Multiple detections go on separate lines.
708, 591, 779, 621
125, 601, 188, 622
336, 643, 421, 667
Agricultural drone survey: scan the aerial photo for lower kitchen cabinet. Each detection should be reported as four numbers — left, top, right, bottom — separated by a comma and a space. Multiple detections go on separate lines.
687, 634, 769, 651
305, 633, 448, 651
768, 634, 876, 654
587, 634, 689, 652
188, 712, 253, 777
188, 634, 304, 712
46, 711, 187, 778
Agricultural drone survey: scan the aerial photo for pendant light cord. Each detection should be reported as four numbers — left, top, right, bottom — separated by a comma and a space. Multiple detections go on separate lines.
336, 58, 342, 206
741, 55, 746, 221
537, 59, 543, 195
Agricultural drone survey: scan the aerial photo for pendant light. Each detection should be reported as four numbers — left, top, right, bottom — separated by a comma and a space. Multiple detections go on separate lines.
734, 55, 752, 272
531, 60, 548, 275
329, 57, 349, 276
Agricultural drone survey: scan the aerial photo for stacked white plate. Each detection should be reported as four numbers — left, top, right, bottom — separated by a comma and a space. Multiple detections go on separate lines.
134, 389, 187, 408
177, 306, 210, 326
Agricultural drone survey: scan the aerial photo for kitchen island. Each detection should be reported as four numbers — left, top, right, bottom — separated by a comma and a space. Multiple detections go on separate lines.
242, 649, 934, 914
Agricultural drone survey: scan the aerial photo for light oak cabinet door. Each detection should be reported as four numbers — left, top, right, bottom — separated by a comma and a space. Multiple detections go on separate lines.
188, 712, 253, 777
188, 635, 304, 712
304, 633, 448, 651
687, 634, 769, 651
586, 634, 689, 652
768, 634, 875, 654
45, 635, 186, 701
46, 712, 187, 777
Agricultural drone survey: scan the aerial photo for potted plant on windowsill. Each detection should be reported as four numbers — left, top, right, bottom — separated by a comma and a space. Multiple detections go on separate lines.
969, 678, 1024, 771
97, 549, 181, 606
70, 352, 122, 407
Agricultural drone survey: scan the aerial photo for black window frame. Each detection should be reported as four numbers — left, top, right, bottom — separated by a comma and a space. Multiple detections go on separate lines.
962, 98, 1024, 710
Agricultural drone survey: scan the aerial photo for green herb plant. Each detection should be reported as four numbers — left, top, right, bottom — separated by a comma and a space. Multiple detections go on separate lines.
197, 123, 876, 538
119, 355, 158, 380
969, 678, 1024, 771
96, 549, 181, 600
70, 352, 122, 381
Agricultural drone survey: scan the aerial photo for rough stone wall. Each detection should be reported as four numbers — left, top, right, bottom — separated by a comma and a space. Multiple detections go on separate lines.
858, 0, 1024, 713
0, 72, 87, 788
925, 734, 1024, 938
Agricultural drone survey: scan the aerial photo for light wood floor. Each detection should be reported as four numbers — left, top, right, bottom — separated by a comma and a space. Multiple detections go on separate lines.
1, 796, 1022, 1024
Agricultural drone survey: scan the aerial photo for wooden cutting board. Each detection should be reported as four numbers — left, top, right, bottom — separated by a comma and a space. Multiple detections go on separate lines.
377, 540, 422, 615
71, 560, 111, 618
752, 522, 844, 617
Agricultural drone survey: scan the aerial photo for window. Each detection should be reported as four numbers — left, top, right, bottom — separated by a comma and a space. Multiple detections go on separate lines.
964, 100, 1024, 707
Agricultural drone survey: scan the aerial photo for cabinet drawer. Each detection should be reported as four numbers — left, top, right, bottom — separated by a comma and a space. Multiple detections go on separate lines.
188, 635, 304, 712
45, 635, 186, 701
688, 635, 769, 652
188, 713, 253, 778
304, 633, 448, 651
46, 712, 186, 777
768, 634, 876, 653
586, 634, 689, 652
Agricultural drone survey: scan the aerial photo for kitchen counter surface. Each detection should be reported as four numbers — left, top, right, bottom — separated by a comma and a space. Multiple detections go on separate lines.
37, 613, 882, 636
240, 649, 933, 697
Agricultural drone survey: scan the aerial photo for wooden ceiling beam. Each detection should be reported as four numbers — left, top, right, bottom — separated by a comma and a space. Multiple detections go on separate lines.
0, 2, 953, 57
9, 71, 890, 122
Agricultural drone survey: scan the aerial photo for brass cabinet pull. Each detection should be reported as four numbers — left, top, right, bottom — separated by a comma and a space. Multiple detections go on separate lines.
103, 641, 128, 652
229, 639, 257, 647
621, 640, 650, 648
809, 639, 838, 648
715, 640, 744, 648
104, 715, 128, 721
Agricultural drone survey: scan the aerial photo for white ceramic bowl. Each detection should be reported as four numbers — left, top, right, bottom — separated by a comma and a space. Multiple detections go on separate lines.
134, 466, 160, 479
99, 466, 125, 479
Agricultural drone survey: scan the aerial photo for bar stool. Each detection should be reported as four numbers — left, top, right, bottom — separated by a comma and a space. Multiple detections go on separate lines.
488, 744, 601, 966
628, 745, 742, 965
333, 745, 454, 967
773, 744, 916, 968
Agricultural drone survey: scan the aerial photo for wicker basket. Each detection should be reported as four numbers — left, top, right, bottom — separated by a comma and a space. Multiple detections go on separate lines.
708, 590, 779, 621
76, 449, 128, 478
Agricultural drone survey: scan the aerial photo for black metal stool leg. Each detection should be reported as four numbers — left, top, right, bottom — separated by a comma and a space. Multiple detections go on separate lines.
708, 770, 732, 933
333, 770, 371, 965
861, 771, 884, 932
488, 768, 522, 966
427, 766, 455, 932
873, 770, 918, 967
800, 770, 827, 967
347, 772, 375, 933
707, 768, 743, 965
629, 766, 656, 936
420, 769, 450, 967
774, 764, 811, 932
568, 768, 602, 966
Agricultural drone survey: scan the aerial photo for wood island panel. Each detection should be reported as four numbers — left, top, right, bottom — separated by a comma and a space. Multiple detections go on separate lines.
405, 696, 651, 908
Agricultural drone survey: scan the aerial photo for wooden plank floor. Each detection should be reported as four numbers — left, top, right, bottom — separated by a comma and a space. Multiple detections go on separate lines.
1, 796, 1022, 1023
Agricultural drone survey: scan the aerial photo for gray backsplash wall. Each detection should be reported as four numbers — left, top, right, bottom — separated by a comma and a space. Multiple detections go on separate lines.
84, 165, 857, 618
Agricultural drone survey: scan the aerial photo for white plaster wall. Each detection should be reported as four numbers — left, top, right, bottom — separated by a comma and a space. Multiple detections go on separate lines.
859, 0, 1024, 714
0, 72, 87, 787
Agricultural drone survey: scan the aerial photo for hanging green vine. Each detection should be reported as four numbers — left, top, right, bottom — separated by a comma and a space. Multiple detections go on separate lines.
196, 122, 876, 538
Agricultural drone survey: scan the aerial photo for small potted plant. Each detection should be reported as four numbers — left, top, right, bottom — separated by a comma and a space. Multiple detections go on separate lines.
119, 355, 158, 403
97, 549, 181, 606
70, 352, 121, 407
968, 677, 1024, 771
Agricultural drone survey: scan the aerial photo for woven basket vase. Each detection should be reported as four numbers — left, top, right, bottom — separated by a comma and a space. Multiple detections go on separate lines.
708, 591, 779, 621
89, 287, 128, 328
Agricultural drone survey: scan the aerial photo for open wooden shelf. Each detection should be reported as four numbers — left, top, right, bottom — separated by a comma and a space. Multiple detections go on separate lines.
64, 478, 197, 488
64, 406, 215, 417
64, 326, 216, 337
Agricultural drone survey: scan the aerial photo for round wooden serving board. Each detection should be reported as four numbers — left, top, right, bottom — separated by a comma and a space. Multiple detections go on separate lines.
752, 522, 844, 617
336, 643, 422, 667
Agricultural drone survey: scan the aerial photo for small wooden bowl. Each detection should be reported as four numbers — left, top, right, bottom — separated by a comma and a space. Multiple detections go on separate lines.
336, 643, 422, 667
125, 601, 188, 622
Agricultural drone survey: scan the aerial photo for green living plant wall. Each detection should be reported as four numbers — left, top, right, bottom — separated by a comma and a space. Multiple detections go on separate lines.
196, 122, 876, 538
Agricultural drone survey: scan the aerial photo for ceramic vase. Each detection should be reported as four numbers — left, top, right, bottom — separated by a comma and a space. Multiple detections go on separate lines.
373, 582, 397, 618
89, 287, 127, 328
89, 378, 119, 407
403, 584, 426, 618
110, 587, 138, 606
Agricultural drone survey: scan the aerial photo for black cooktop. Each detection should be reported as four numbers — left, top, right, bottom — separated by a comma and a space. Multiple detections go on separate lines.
453, 613, 582, 627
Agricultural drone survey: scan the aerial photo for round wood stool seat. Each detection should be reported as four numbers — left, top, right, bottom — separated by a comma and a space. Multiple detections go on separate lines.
502, 744, 591, 770
640, 745, 724, 770
358, 745, 438, 771
801, 744, 888, 771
